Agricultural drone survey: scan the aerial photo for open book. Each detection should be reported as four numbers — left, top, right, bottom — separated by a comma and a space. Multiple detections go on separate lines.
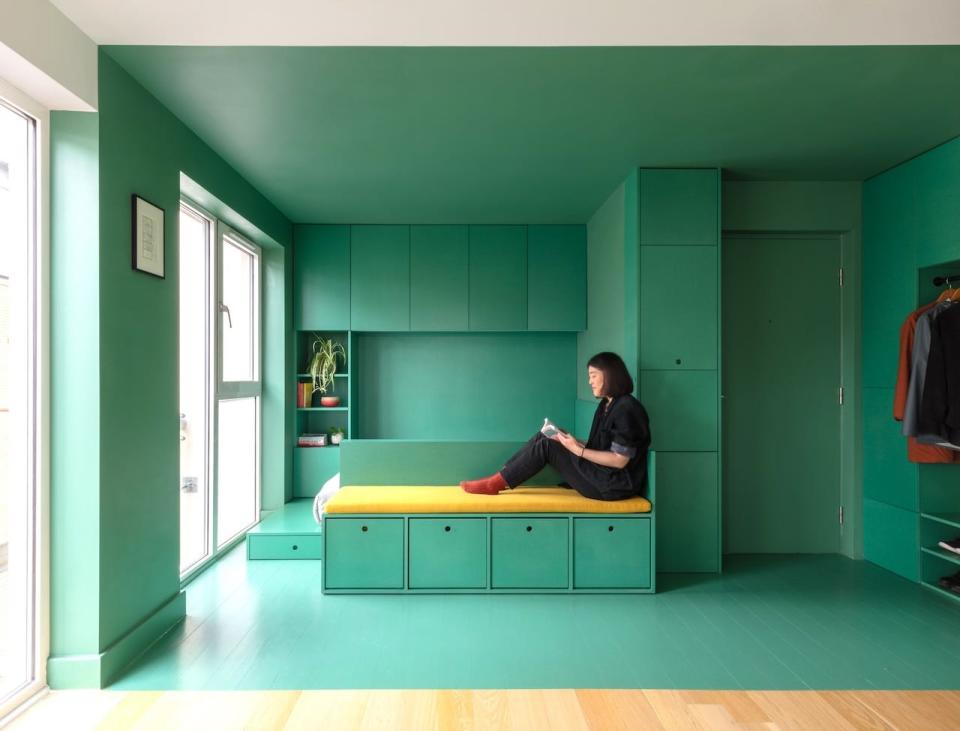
540, 418, 567, 438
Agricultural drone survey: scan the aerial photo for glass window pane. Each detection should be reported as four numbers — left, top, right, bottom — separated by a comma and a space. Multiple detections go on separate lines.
179, 208, 210, 573
216, 397, 258, 546
0, 100, 34, 698
221, 237, 256, 382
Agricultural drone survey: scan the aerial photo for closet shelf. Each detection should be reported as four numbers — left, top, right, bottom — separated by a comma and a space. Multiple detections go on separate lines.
920, 546, 960, 567
921, 581, 960, 606
921, 513, 960, 530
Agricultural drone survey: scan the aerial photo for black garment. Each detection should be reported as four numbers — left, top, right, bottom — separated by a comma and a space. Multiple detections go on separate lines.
919, 303, 960, 445
499, 395, 652, 501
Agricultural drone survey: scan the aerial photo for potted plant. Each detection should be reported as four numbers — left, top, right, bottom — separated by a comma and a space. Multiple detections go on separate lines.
307, 335, 346, 407
329, 427, 345, 446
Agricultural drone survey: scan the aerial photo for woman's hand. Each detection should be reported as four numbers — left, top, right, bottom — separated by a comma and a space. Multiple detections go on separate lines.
555, 431, 583, 454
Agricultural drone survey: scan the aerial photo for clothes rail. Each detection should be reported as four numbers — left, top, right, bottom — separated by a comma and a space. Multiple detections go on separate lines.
932, 274, 960, 286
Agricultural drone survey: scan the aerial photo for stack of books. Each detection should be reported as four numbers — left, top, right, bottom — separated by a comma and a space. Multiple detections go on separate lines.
298, 433, 328, 447
297, 382, 314, 408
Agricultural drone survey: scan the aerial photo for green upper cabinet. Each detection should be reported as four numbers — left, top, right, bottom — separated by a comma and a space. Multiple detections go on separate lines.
410, 225, 469, 331
640, 169, 719, 246
469, 225, 527, 331
350, 225, 410, 331
294, 225, 351, 331
527, 225, 586, 331
640, 245, 717, 370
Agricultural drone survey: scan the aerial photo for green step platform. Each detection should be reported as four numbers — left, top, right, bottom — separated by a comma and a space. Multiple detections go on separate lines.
246, 499, 322, 560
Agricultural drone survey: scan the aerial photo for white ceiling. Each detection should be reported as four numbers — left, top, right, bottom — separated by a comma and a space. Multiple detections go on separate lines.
49, 0, 960, 46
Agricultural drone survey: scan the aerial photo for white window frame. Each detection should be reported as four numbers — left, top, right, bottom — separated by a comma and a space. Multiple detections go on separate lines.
177, 201, 215, 578
179, 210, 262, 583
0, 80, 48, 721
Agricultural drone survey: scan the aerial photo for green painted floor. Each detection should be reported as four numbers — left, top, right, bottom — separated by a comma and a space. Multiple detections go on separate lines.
110, 546, 960, 691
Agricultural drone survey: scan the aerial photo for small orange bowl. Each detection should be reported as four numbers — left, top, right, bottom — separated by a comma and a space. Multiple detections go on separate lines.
320, 396, 341, 407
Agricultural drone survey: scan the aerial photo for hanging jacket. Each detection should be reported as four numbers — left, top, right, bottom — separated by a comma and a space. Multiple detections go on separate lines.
918, 303, 960, 446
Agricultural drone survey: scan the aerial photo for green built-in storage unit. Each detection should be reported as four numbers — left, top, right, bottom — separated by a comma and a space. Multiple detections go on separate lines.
294, 330, 354, 498
247, 499, 322, 560
637, 168, 721, 572
290, 223, 587, 499
862, 137, 960, 595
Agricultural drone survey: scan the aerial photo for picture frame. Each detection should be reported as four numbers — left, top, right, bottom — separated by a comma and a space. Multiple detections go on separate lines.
131, 194, 165, 278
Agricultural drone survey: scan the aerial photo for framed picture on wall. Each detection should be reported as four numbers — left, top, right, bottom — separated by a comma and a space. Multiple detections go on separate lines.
132, 194, 165, 278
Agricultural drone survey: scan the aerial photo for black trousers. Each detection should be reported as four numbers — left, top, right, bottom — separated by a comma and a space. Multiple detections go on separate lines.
499, 432, 635, 501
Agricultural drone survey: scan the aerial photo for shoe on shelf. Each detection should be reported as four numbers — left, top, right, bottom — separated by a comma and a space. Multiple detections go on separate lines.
937, 570, 960, 590
937, 537, 960, 555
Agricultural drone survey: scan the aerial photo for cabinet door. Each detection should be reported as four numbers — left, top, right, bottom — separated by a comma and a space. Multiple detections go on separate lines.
491, 518, 568, 588
639, 169, 718, 246
324, 518, 404, 589
640, 245, 717, 370
294, 225, 350, 331
469, 225, 527, 331
410, 225, 468, 331
655, 452, 719, 572
409, 518, 487, 588
350, 225, 410, 331
527, 225, 586, 331
293, 446, 341, 499
574, 518, 651, 588
640, 370, 718, 452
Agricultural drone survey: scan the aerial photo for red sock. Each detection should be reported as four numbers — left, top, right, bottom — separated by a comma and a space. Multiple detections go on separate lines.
460, 472, 509, 495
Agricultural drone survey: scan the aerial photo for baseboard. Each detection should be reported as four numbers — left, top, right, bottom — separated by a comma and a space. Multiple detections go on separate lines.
47, 590, 186, 688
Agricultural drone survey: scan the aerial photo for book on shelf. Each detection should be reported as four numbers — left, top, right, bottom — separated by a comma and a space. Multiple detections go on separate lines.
297, 382, 313, 408
298, 433, 328, 447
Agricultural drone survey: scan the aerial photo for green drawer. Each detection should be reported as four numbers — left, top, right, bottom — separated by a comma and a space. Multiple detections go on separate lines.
409, 518, 487, 589
491, 518, 568, 589
247, 534, 323, 560
574, 518, 651, 588
324, 518, 404, 589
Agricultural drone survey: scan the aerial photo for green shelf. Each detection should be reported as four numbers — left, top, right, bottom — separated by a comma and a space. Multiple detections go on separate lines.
921, 545, 960, 567
921, 513, 960, 531
298, 407, 348, 412
297, 373, 349, 378
921, 581, 960, 606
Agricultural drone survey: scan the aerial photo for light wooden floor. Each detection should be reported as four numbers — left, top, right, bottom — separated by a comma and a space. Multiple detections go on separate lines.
7, 689, 960, 730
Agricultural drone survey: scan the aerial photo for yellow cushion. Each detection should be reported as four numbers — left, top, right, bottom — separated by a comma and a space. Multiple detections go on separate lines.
325, 485, 651, 514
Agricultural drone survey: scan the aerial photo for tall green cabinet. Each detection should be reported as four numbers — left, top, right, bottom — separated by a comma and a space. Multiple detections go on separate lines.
637, 168, 721, 572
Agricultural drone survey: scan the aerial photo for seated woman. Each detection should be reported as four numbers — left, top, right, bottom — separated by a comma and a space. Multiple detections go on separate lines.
460, 352, 651, 501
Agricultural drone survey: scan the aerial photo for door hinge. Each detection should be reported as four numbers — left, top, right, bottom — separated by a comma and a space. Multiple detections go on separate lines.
839, 386, 844, 405
839, 505, 845, 525
839, 268, 844, 287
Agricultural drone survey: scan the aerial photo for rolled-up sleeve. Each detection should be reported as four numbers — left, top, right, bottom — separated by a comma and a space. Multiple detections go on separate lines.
609, 406, 648, 459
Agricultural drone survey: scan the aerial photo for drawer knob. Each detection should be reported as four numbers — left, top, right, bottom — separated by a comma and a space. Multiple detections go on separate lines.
444, 526, 451, 532
675, 358, 682, 365
292, 544, 299, 550
608, 526, 614, 532
526, 525, 533, 532
361, 525, 368, 532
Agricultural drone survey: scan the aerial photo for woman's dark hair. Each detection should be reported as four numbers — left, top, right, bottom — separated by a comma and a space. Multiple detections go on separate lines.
587, 352, 634, 398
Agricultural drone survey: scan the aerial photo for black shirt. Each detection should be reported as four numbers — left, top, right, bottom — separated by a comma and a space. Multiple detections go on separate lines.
586, 394, 652, 495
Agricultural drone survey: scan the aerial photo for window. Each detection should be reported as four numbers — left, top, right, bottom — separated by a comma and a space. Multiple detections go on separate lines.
179, 206, 261, 578
0, 96, 39, 706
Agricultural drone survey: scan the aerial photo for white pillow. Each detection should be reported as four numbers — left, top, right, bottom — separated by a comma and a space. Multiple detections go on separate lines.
312, 472, 341, 524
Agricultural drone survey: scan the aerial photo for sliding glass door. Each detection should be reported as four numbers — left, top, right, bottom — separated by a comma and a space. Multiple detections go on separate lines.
179, 206, 261, 578
0, 98, 38, 704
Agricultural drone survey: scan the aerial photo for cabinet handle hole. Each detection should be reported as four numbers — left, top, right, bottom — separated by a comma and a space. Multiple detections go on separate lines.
361, 526, 368, 532
444, 526, 451, 532
608, 526, 614, 532
292, 544, 299, 550
675, 358, 682, 365
526, 525, 533, 532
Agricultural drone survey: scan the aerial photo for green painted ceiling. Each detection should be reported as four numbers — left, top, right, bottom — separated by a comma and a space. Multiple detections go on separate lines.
105, 46, 960, 224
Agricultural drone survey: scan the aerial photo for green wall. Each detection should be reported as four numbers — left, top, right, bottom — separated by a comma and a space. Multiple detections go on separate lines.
48, 52, 293, 688
355, 333, 577, 440
862, 136, 960, 582
576, 181, 626, 437
722, 181, 863, 560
